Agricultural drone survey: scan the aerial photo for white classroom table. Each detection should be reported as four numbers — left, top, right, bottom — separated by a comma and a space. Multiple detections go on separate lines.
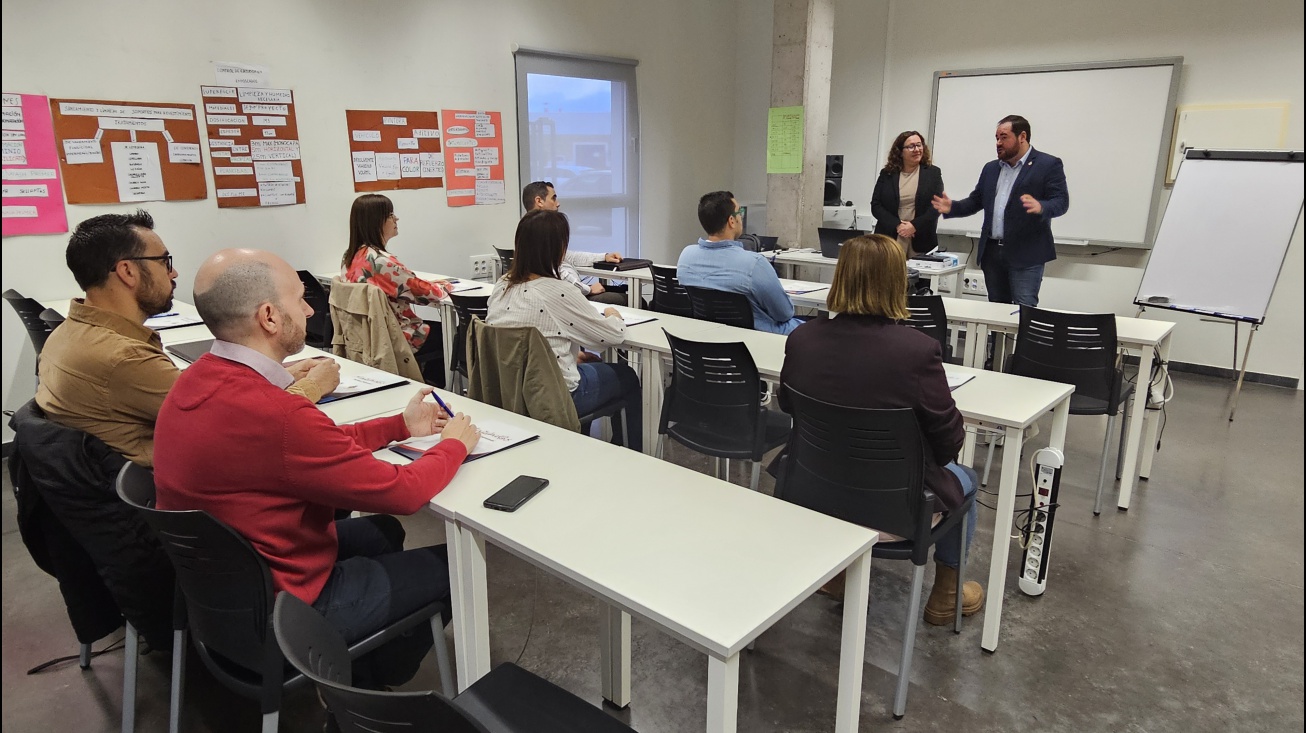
772, 249, 967, 297
361, 388, 879, 733
614, 305, 1074, 653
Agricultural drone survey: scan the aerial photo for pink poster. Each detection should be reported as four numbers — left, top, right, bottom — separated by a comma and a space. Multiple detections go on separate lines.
2, 92, 68, 237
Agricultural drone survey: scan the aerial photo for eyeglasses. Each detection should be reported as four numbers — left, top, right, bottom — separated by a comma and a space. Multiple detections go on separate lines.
902, 143, 924, 151
119, 254, 173, 272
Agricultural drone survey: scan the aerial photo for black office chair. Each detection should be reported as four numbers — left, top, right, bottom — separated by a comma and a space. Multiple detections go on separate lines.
492, 246, 514, 278
684, 286, 754, 329
297, 271, 333, 349
1007, 306, 1133, 515
447, 293, 489, 395
273, 592, 638, 733
39, 307, 65, 331
4, 288, 59, 357
905, 295, 952, 362
774, 387, 974, 719
115, 463, 455, 733
658, 332, 790, 490
649, 265, 693, 317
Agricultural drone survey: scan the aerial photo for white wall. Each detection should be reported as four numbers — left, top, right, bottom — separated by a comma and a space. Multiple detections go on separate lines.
873, 0, 1305, 382
0, 0, 739, 439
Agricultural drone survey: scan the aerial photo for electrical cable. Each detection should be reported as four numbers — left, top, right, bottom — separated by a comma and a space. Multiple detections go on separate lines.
513, 576, 539, 666
27, 634, 126, 675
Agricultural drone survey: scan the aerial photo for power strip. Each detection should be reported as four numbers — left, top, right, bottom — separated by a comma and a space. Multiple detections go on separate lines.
1018, 447, 1063, 597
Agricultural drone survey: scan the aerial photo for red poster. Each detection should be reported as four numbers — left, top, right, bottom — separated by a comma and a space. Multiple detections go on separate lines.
440, 110, 505, 207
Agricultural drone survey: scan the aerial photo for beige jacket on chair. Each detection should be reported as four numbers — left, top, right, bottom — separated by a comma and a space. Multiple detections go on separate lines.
466, 317, 581, 432
328, 278, 424, 382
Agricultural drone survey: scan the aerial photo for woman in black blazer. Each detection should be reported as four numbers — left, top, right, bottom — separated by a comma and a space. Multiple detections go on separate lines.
870, 130, 945, 255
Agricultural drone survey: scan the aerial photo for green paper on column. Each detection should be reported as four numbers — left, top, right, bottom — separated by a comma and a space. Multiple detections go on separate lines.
766, 106, 804, 174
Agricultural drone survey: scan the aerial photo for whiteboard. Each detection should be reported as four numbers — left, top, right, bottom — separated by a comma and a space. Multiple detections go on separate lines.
929, 59, 1181, 247
1135, 151, 1304, 324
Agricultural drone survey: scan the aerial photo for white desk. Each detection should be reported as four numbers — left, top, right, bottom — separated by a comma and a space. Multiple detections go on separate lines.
772, 249, 967, 297
367, 390, 879, 733
939, 298, 1175, 510
614, 306, 1074, 652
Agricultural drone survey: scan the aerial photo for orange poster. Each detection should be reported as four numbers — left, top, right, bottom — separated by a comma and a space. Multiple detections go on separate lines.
199, 85, 306, 208
441, 110, 505, 207
344, 110, 443, 192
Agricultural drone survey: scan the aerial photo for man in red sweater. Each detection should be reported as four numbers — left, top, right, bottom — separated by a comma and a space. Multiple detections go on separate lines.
155, 248, 480, 688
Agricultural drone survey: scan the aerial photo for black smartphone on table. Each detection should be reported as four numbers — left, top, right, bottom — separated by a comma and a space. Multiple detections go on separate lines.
483, 476, 549, 512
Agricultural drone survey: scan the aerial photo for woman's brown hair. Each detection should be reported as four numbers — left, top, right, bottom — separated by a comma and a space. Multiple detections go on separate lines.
505, 209, 569, 285
883, 130, 932, 174
826, 234, 910, 320
341, 194, 394, 268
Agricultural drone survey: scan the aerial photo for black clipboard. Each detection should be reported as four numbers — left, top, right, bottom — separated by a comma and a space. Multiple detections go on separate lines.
389, 434, 540, 464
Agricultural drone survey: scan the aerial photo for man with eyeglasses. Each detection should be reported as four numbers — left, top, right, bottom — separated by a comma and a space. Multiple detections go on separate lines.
36, 210, 337, 468
677, 190, 802, 334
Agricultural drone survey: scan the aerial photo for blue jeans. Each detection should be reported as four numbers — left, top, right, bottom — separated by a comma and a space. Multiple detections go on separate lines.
933, 463, 979, 569
982, 245, 1045, 306
312, 516, 450, 688
572, 361, 643, 450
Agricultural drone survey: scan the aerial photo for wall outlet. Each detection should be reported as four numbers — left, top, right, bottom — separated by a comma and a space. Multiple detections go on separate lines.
469, 254, 498, 281
962, 270, 988, 297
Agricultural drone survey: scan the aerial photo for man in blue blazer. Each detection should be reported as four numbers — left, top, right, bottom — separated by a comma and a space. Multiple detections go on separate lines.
932, 115, 1069, 306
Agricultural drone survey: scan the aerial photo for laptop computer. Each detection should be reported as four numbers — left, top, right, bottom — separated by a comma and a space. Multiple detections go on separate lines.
591, 258, 653, 272
755, 235, 779, 252
165, 339, 215, 364
817, 227, 865, 259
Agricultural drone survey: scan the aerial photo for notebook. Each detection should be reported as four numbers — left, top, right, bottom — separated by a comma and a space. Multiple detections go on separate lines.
590, 258, 653, 272
316, 373, 409, 404
779, 279, 828, 295
589, 301, 656, 326
389, 419, 540, 463
947, 374, 975, 391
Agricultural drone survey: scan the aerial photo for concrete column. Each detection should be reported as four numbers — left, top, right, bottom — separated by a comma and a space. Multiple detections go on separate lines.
767, 0, 834, 248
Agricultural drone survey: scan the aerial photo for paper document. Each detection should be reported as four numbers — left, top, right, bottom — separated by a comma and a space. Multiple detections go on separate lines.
590, 301, 656, 326
146, 312, 205, 330
390, 419, 539, 463
947, 374, 975, 391
318, 373, 408, 403
780, 279, 828, 295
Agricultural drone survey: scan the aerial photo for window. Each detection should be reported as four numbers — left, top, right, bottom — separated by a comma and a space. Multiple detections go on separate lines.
515, 50, 639, 256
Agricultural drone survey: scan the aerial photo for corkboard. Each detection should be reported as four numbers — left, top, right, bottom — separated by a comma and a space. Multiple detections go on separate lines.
344, 110, 443, 192
49, 98, 207, 204
200, 85, 306, 208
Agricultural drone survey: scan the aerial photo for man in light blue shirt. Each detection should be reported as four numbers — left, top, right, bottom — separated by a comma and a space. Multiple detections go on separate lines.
677, 190, 802, 335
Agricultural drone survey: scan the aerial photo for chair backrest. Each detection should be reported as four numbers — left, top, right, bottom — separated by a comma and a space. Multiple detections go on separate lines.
38, 308, 65, 330
1009, 306, 1119, 405
4, 289, 58, 354
904, 295, 950, 360
649, 265, 693, 317
492, 247, 514, 277
297, 271, 333, 349
448, 293, 490, 378
775, 386, 932, 554
684, 286, 754, 329
273, 593, 487, 733
661, 331, 766, 456
115, 463, 279, 677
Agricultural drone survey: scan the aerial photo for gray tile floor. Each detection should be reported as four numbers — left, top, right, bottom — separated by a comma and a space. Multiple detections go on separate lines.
2, 372, 1302, 732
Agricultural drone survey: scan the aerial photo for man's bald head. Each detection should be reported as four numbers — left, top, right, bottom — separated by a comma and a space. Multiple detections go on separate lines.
193, 249, 299, 343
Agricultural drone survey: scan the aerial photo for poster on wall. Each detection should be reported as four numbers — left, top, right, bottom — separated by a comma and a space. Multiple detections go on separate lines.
49, 98, 207, 205
2, 92, 68, 237
440, 110, 505, 207
200, 85, 306, 208
344, 110, 443, 192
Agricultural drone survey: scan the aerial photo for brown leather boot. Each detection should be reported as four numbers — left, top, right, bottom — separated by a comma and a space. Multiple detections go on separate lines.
923, 562, 984, 626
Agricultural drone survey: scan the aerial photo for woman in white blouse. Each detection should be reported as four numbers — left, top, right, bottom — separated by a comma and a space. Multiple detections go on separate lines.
487, 209, 643, 448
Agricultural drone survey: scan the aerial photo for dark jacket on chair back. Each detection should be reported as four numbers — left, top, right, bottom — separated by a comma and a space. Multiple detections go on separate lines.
778, 314, 966, 510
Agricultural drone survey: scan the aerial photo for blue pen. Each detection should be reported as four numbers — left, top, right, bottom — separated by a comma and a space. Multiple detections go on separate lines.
149, 311, 179, 319
429, 390, 454, 416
